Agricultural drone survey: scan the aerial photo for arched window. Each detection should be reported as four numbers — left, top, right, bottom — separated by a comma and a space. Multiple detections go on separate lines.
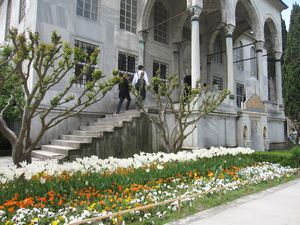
213, 34, 223, 63
250, 47, 257, 78
234, 41, 244, 71
5, 0, 12, 40
154, 2, 168, 44
19, 0, 26, 23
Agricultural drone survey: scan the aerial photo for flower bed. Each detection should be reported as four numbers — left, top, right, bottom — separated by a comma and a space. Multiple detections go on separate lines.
0, 148, 296, 225
0, 147, 254, 184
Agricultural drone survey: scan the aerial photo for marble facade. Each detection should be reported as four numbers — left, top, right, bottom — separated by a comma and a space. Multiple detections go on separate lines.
0, 0, 288, 150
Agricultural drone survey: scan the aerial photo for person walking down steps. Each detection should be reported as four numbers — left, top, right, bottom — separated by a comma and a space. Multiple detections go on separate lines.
132, 65, 149, 103
116, 73, 131, 114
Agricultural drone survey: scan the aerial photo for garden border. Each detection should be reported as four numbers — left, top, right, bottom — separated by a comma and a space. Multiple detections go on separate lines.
67, 169, 299, 225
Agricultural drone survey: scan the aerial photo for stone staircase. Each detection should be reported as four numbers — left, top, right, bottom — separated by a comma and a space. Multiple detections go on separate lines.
31, 110, 142, 160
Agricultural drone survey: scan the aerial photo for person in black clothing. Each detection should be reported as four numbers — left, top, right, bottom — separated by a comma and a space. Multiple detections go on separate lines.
116, 73, 131, 114
183, 75, 191, 100
135, 71, 146, 101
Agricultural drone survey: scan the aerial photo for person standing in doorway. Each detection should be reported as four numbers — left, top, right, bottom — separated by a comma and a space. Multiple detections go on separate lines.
116, 73, 131, 114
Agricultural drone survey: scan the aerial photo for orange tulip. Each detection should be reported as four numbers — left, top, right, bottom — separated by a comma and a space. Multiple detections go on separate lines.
58, 198, 64, 206
8, 207, 14, 213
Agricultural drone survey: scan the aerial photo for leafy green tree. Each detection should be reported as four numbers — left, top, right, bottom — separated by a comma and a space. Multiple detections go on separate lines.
283, 3, 300, 144
281, 17, 288, 61
0, 49, 24, 154
0, 29, 118, 166
131, 74, 229, 153
0, 55, 23, 121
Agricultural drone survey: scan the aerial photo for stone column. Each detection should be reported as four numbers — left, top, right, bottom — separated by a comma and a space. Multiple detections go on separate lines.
173, 42, 181, 76
225, 24, 235, 100
275, 52, 283, 106
173, 42, 182, 101
255, 41, 265, 100
138, 31, 148, 66
187, 0, 202, 88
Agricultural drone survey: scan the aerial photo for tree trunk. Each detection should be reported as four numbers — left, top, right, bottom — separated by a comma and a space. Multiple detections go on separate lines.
12, 145, 23, 167
12, 142, 32, 167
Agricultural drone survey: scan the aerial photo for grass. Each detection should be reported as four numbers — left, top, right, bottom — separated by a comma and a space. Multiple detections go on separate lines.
128, 175, 297, 225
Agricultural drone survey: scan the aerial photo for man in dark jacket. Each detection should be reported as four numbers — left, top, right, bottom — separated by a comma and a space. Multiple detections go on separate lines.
116, 73, 131, 114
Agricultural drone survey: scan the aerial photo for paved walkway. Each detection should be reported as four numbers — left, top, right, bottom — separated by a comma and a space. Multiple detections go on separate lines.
0, 156, 15, 168
0, 156, 41, 168
169, 179, 300, 225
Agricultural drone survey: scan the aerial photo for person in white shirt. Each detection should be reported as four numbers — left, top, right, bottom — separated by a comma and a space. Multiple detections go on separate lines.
132, 65, 149, 101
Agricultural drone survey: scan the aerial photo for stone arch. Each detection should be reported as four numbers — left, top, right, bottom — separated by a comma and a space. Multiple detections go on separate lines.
174, 12, 190, 43
218, 1, 226, 23
203, 0, 226, 23
153, 1, 169, 43
141, 0, 171, 30
233, 0, 262, 40
141, 0, 177, 44
263, 15, 280, 52
208, 23, 225, 55
264, 16, 279, 102
146, 0, 227, 41
233, 36, 244, 48
141, 0, 156, 31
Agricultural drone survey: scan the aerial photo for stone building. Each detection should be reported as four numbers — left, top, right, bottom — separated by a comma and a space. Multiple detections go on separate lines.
0, 0, 287, 152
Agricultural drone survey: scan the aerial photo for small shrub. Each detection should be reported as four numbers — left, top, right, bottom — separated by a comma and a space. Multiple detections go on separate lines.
252, 150, 299, 168
291, 147, 300, 158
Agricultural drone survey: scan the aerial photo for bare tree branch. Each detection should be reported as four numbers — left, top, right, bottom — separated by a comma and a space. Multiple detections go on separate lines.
131, 75, 229, 153
0, 29, 118, 165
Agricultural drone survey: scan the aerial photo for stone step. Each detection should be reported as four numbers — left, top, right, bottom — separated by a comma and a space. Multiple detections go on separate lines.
71, 130, 108, 136
97, 115, 140, 123
97, 117, 133, 123
31, 150, 67, 160
107, 112, 141, 118
106, 110, 140, 116
90, 120, 133, 127
41, 145, 80, 155
90, 120, 124, 126
31, 111, 142, 161
51, 139, 90, 148
80, 125, 116, 131
61, 135, 97, 142
101, 111, 141, 118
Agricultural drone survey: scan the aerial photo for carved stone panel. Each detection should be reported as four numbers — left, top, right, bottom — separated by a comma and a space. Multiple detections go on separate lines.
244, 95, 266, 113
